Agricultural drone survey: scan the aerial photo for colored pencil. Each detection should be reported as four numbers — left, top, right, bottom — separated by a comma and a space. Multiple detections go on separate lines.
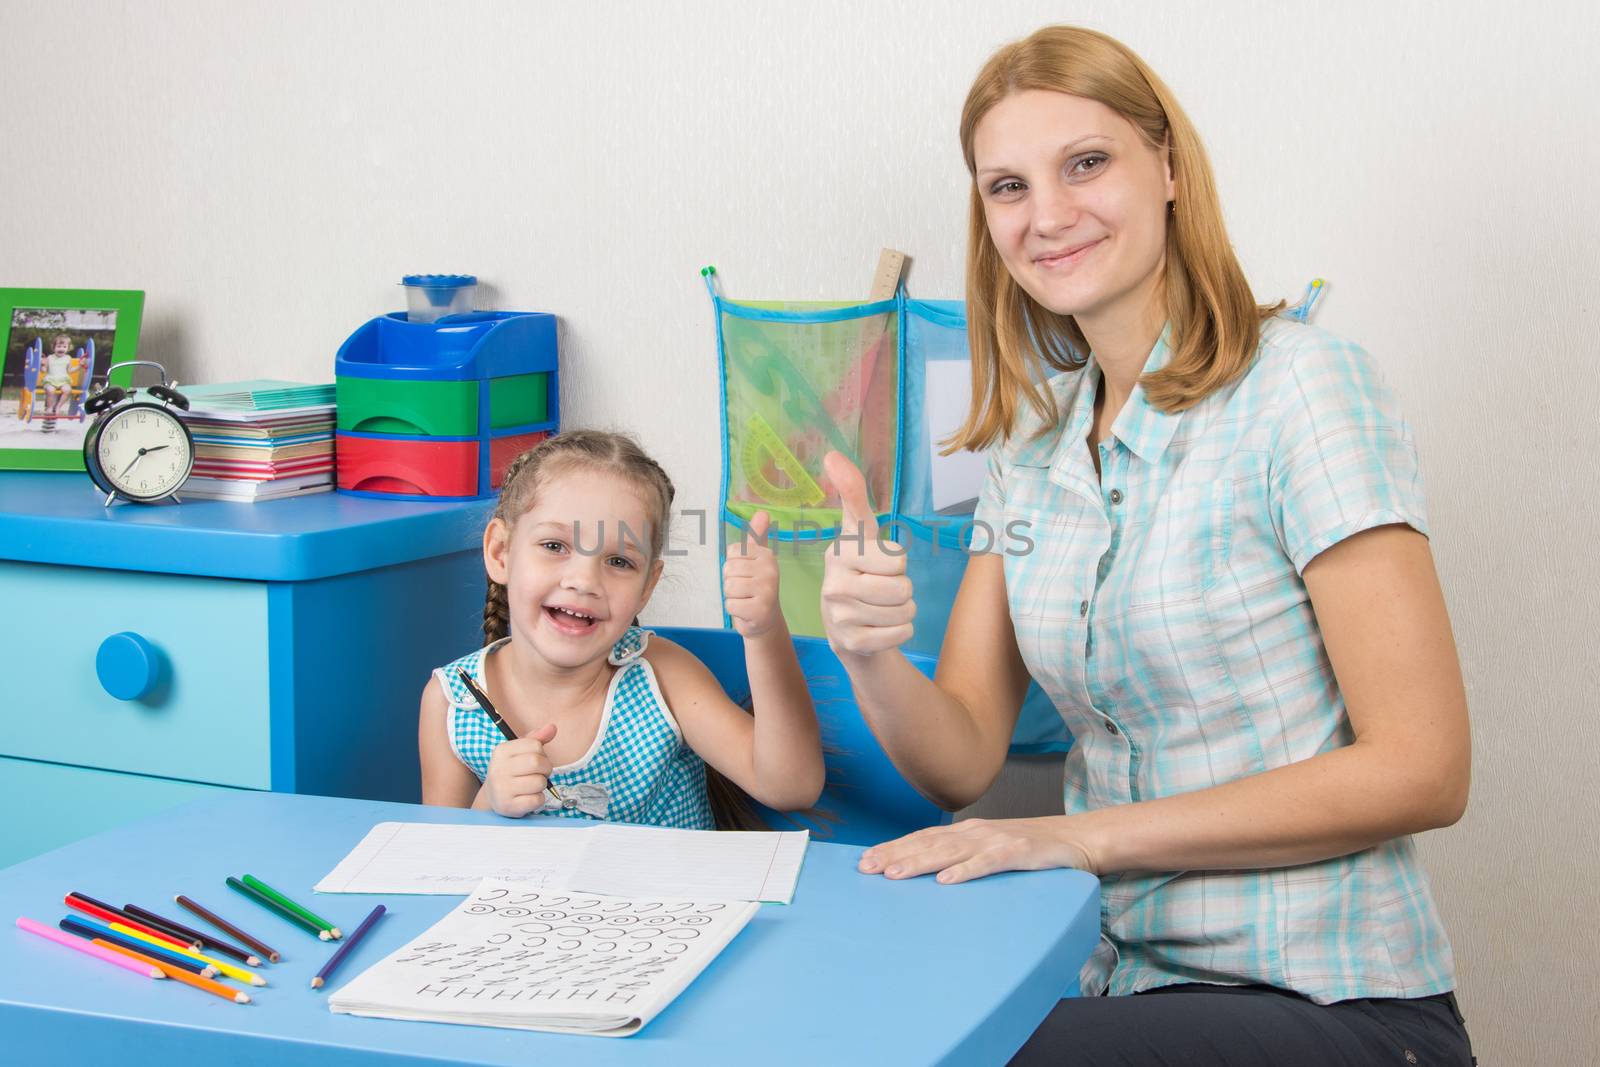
174, 895, 281, 963
310, 904, 385, 990
240, 875, 342, 939
123, 903, 260, 967
226, 877, 329, 939
95, 941, 251, 1004
59, 917, 214, 976
107, 921, 265, 987
65, 894, 193, 951
15, 917, 165, 979
114, 905, 209, 952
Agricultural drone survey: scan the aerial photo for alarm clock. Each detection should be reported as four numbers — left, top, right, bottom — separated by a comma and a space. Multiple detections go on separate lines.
83, 360, 196, 506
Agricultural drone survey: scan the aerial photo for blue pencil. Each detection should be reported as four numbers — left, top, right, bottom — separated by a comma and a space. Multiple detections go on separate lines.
310, 904, 384, 990
59, 916, 214, 976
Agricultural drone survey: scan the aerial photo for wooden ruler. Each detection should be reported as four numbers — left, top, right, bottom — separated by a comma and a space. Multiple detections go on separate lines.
869, 247, 908, 301
853, 248, 908, 512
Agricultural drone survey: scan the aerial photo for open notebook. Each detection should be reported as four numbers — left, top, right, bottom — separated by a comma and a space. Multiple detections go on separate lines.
328, 879, 757, 1037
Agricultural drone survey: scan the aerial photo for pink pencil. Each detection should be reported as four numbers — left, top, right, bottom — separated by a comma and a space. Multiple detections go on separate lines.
15, 917, 165, 979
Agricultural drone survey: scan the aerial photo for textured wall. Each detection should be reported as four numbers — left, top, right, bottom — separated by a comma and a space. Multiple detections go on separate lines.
3, 1, 1596, 1061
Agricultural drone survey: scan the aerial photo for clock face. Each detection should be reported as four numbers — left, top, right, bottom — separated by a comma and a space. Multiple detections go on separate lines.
94, 404, 194, 501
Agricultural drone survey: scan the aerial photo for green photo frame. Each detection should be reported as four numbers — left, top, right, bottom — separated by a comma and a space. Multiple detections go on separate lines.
0, 288, 144, 471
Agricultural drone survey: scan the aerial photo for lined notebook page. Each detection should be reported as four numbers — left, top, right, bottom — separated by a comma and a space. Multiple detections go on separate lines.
316, 822, 809, 903
314, 823, 591, 894
573, 825, 809, 904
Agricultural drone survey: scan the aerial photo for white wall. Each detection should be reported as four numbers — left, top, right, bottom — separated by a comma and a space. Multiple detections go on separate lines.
4, 1, 1596, 1061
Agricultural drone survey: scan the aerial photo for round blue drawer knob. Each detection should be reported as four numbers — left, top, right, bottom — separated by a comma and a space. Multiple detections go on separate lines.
96, 632, 164, 701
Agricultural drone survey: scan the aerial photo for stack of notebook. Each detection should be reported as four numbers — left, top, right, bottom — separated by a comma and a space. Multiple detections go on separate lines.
178, 380, 337, 501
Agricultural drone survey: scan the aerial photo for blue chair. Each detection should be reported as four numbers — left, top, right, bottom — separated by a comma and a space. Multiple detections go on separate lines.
650, 626, 952, 846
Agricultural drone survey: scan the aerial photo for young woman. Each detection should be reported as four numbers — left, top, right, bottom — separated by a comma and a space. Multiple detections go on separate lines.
820, 26, 1475, 1065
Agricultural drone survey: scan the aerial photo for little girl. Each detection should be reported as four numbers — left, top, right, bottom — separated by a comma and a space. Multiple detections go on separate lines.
419, 430, 824, 829
41, 333, 75, 426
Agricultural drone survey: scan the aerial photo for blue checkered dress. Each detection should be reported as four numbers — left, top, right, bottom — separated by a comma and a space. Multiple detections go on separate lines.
973, 317, 1455, 1004
435, 627, 715, 829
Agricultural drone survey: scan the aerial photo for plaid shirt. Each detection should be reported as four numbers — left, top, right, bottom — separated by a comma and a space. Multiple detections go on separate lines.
973, 317, 1455, 1003
437, 627, 715, 830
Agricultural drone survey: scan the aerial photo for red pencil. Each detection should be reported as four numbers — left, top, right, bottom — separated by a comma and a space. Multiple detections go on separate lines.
65, 894, 193, 951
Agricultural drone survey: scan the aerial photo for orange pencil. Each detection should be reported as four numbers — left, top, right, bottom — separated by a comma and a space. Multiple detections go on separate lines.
94, 940, 251, 1004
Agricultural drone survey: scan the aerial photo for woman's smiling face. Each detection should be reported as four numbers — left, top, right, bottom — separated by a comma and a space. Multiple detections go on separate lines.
973, 90, 1174, 332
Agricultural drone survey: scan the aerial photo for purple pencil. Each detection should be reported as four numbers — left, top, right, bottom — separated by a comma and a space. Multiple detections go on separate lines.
310, 905, 385, 990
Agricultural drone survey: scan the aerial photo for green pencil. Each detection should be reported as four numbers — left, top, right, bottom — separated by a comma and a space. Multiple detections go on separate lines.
226, 877, 332, 940
240, 875, 343, 939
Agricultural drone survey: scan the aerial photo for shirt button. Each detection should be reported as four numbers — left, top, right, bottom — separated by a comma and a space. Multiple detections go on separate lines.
1079, 599, 1089, 617
1103, 719, 1118, 734
1109, 489, 1124, 505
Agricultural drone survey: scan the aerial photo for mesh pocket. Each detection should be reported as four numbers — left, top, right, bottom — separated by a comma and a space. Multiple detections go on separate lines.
720, 301, 897, 516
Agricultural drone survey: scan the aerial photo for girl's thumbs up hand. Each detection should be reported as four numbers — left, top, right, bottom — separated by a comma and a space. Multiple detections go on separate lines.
724, 510, 784, 638
821, 452, 915, 657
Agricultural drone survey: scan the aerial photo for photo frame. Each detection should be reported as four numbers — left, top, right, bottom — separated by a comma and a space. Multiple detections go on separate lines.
0, 288, 144, 471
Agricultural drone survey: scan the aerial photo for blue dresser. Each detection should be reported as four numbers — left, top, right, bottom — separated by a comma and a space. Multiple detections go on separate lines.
0, 472, 494, 868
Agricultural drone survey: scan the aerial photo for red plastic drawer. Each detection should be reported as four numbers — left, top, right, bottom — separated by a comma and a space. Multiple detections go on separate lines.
489, 431, 551, 489
336, 434, 479, 497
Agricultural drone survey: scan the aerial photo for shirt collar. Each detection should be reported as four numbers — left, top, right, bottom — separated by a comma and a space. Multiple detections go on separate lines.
1107, 327, 1181, 464
1005, 326, 1182, 473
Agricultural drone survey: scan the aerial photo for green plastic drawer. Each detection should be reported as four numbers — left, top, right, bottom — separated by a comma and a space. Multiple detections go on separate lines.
0, 756, 242, 869
487, 373, 548, 428
337, 377, 478, 436
337, 374, 548, 437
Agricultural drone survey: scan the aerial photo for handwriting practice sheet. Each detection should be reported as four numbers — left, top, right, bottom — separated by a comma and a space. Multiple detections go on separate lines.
328, 880, 759, 1036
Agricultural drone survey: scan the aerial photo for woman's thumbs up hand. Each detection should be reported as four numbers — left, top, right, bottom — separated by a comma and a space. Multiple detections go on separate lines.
821, 452, 916, 657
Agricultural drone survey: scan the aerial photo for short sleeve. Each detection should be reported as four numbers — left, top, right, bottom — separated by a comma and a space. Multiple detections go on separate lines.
969, 445, 1008, 556
1267, 336, 1429, 574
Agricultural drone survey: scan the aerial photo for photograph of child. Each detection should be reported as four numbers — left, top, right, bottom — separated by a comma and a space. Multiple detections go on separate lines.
0, 306, 117, 451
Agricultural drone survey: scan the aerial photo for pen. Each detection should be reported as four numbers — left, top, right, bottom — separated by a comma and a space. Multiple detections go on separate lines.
455, 668, 565, 806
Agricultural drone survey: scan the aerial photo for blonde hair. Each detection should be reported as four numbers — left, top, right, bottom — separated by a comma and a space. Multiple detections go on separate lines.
953, 25, 1282, 451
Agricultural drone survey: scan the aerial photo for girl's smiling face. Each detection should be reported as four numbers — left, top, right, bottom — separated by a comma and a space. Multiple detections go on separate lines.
973, 90, 1174, 334
484, 468, 663, 670
52, 336, 71, 355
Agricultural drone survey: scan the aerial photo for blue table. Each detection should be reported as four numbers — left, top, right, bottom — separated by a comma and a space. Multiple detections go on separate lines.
0, 792, 1100, 1066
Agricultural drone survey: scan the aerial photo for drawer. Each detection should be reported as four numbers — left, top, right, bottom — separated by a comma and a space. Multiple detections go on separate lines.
486, 372, 549, 428
0, 755, 242, 869
0, 561, 272, 788
337, 376, 478, 436
337, 373, 550, 437
488, 430, 551, 489
336, 433, 480, 497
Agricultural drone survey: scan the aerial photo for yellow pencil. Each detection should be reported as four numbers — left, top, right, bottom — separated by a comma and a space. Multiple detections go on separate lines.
109, 920, 267, 986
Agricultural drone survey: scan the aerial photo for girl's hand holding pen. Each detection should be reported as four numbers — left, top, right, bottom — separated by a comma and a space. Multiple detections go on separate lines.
483, 724, 560, 818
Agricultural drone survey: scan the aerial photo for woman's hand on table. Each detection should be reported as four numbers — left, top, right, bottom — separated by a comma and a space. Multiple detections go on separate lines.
859, 816, 1103, 884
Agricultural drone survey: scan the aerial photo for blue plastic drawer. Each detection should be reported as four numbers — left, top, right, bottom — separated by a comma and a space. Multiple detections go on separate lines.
0, 562, 272, 788
0, 756, 240, 869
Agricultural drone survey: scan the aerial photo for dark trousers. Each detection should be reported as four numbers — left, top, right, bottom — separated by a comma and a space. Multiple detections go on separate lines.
1009, 983, 1475, 1066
